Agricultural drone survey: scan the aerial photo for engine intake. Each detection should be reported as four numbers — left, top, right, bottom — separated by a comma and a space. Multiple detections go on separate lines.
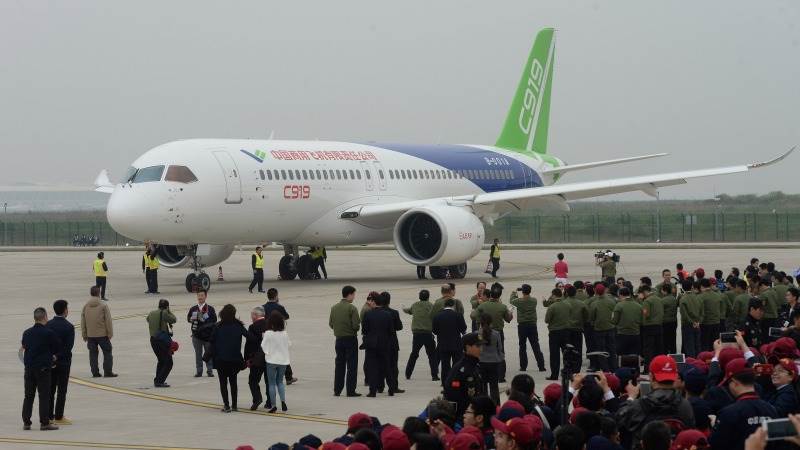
155, 244, 234, 268
393, 206, 484, 266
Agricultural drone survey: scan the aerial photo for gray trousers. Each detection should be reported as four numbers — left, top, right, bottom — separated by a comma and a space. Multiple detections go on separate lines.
192, 337, 213, 373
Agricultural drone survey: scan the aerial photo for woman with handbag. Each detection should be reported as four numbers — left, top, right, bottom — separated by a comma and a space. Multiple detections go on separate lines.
146, 299, 177, 388
262, 311, 291, 413
209, 304, 249, 412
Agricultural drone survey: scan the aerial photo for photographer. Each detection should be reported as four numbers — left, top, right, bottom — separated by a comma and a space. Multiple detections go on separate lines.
596, 251, 617, 280
146, 299, 177, 387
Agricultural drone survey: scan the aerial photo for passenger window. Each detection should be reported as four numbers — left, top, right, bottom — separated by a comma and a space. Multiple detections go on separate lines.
343, 170, 349, 180
309, 170, 315, 180
349, 169, 355, 179
266, 170, 273, 180
302, 170, 308, 179
288, 170, 295, 180
336, 170, 342, 179
132, 165, 165, 183
295, 170, 301, 180
356, 170, 362, 180
316, 170, 321, 179
259, 170, 265, 180
437, 171, 442, 179
280, 170, 286, 180
389, 170, 394, 180
378, 170, 384, 179
323, 170, 328, 180
401, 170, 407, 180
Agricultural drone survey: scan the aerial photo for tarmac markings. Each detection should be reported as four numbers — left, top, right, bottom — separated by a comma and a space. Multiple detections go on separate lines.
70, 376, 347, 426
0, 437, 225, 450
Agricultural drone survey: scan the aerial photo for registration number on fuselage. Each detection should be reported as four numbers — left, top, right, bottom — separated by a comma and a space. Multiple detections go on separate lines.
283, 185, 311, 199
484, 157, 511, 166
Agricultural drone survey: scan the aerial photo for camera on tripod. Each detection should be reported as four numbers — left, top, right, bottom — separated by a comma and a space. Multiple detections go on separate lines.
594, 249, 620, 263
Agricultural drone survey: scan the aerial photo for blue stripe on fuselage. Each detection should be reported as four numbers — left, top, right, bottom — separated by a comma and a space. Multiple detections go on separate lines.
368, 143, 543, 193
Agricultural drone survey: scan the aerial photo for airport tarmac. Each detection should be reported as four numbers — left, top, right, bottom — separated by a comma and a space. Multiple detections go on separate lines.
0, 247, 797, 449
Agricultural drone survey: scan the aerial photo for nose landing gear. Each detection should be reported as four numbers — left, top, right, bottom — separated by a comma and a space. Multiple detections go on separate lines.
185, 255, 211, 292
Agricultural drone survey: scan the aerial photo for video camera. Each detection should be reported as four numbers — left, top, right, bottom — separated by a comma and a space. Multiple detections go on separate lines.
594, 250, 620, 263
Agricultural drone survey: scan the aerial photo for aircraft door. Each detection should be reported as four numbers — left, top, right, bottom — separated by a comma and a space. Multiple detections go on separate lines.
359, 161, 374, 191
212, 150, 243, 204
372, 161, 387, 190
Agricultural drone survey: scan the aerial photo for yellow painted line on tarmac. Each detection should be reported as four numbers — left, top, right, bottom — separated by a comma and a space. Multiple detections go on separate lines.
70, 376, 347, 426
0, 437, 224, 450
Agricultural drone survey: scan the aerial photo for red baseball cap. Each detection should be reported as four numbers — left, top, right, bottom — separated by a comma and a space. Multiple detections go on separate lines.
594, 284, 606, 296
697, 351, 714, 363
776, 359, 799, 380
347, 444, 370, 450
719, 358, 754, 386
569, 407, 589, 424
772, 337, 800, 358
649, 355, 679, 382
320, 443, 347, 450
380, 427, 410, 450
456, 426, 486, 450
447, 433, 482, 450
670, 429, 710, 450
490, 417, 536, 446
718, 348, 744, 374
347, 413, 372, 432
604, 372, 621, 394
684, 357, 709, 374
543, 383, 562, 407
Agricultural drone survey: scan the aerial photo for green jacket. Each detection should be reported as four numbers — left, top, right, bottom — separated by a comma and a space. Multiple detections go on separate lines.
403, 300, 433, 333
699, 290, 722, 325
599, 260, 617, 278
654, 282, 675, 297
329, 300, 360, 337
774, 284, 789, 308
679, 292, 704, 326
612, 300, 642, 335
732, 292, 751, 323
470, 295, 480, 310
760, 289, 778, 319
146, 309, 176, 337
563, 297, 588, 330
545, 300, 572, 331
724, 291, 737, 319
576, 291, 589, 301
543, 295, 561, 307
431, 297, 465, 318
642, 295, 664, 326
509, 291, 537, 324
589, 294, 616, 332
472, 300, 510, 330
661, 295, 678, 323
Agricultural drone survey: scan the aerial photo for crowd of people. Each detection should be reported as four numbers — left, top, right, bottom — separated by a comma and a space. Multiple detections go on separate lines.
18, 251, 800, 450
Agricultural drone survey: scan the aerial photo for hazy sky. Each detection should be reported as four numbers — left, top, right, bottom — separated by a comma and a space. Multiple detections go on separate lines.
2, 1, 798, 199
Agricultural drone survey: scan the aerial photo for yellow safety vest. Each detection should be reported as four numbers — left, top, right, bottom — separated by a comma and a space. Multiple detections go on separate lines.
93, 259, 107, 277
491, 245, 501, 259
254, 253, 264, 269
148, 255, 160, 270
311, 248, 324, 259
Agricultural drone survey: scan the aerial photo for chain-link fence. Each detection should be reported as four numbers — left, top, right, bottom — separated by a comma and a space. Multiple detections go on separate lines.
1, 212, 798, 246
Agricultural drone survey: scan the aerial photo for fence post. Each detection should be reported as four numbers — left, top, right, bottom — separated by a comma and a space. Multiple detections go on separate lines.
721, 213, 726, 241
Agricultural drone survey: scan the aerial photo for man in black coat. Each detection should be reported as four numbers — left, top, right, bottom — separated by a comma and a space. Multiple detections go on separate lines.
244, 306, 269, 410
362, 295, 394, 397
46, 299, 74, 425
433, 298, 468, 385
381, 292, 404, 395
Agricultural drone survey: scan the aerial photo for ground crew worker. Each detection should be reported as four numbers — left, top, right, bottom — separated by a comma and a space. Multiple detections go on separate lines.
588, 284, 616, 371
489, 238, 501, 278
329, 286, 361, 397
679, 280, 704, 357
699, 278, 722, 351
443, 332, 483, 419
612, 287, 642, 357
142, 248, 152, 294
544, 288, 571, 380
146, 299, 176, 387
659, 283, 679, 355
470, 281, 487, 332
510, 284, 545, 372
403, 289, 438, 381
249, 246, 265, 293
311, 246, 328, 279
93, 252, 109, 300
562, 285, 588, 370
148, 249, 160, 294
431, 284, 465, 318
640, 285, 663, 374
470, 286, 512, 382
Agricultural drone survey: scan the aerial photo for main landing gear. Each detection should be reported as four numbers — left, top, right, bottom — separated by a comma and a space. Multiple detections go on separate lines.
185, 255, 211, 292
427, 262, 468, 279
277, 244, 324, 280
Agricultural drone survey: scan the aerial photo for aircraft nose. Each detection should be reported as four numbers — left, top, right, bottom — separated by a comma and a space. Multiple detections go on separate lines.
106, 188, 147, 240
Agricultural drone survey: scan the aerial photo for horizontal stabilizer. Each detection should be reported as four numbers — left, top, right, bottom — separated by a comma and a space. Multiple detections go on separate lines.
541, 153, 668, 175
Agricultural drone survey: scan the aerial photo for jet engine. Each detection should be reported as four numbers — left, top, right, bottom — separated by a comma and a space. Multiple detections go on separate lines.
393, 206, 484, 267
155, 244, 235, 268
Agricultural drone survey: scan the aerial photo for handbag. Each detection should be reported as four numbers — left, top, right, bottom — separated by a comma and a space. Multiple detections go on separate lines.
484, 260, 493, 274
154, 310, 173, 345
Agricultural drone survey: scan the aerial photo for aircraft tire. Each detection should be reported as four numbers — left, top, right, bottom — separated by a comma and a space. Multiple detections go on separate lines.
429, 266, 447, 279
197, 273, 212, 291
185, 273, 197, 292
297, 254, 315, 280
279, 255, 298, 280
449, 263, 468, 279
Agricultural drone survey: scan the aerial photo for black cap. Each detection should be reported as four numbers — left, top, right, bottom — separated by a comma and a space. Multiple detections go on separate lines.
462, 332, 481, 347
521, 284, 532, 295
748, 297, 763, 310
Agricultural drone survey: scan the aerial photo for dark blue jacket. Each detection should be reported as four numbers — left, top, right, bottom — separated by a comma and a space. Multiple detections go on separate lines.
709, 393, 778, 450
362, 307, 394, 351
21, 323, 59, 369
263, 302, 289, 320
432, 309, 468, 352
766, 384, 799, 416
46, 316, 75, 366
210, 321, 249, 364
688, 396, 712, 431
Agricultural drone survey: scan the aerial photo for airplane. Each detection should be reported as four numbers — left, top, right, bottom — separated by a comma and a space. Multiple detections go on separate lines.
97, 28, 793, 292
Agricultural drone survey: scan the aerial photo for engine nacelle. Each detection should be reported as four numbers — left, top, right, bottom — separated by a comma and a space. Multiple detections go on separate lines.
393, 206, 484, 266
155, 244, 235, 269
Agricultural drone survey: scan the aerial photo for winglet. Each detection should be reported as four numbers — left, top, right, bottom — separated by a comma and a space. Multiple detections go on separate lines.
748, 146, 795, 169
94, 169, 114, 193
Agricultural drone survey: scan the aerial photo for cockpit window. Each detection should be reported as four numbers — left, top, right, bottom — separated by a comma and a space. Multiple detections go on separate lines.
132, 165, 165, 183
124, 166, 138, 183
164, 165, 198, 183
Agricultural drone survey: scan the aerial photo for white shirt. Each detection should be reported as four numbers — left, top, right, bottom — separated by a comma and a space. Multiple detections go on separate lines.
261, 330, 291, 365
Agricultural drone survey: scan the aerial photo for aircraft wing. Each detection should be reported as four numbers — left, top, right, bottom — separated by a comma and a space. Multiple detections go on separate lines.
344, 147, 794, 226
540, 153, 668, 175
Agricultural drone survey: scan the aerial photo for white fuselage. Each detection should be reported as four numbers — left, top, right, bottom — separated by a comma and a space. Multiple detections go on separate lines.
106, 139, 561, 246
